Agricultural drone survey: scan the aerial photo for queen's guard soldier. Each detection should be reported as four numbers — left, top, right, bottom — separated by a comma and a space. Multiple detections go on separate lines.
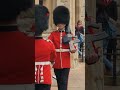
48, 6, 77, 90
0, 0, 34, 90
35, 5, 56, 90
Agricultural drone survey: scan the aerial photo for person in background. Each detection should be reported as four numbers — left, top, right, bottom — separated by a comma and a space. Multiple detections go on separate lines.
35, 5, 56, 90
75, 20, 84, 57
75, 20, 84, 35
49, 6, 77, 90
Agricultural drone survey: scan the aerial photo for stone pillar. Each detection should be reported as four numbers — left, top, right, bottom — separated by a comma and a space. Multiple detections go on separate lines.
51, 0, 57, 30
85, 0, 104, 90
44, 0, 53, 31
68, 0, 78, 68
75, 0, 80, 22
86, 0, 96, 19
35, 0, 39, 5
75, 0, 85, 26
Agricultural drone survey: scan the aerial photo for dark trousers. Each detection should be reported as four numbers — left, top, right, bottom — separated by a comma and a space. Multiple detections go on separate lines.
54, 68, 70, 90
35, 84, 51, 90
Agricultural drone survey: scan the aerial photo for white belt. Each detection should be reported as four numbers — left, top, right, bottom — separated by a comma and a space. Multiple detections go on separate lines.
35, 61, 51, 65
56, 49, 70, 52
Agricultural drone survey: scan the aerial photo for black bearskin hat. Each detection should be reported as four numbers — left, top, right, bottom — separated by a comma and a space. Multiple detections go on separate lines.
35, 5, 49, 35
53, 6, 70, 26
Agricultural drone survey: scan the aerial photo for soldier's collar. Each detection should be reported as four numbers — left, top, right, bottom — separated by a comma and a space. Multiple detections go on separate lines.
58, 29, 65, 32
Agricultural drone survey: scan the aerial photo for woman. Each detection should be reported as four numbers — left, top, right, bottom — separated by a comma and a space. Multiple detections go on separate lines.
75, 20, 84, 57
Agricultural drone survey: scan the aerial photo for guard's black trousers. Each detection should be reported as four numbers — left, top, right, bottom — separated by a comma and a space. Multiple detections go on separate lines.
35, 84, 51, 90
54, 68, 70, 90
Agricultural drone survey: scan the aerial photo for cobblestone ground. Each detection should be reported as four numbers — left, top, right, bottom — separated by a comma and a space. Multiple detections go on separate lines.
51, 62, 85, 90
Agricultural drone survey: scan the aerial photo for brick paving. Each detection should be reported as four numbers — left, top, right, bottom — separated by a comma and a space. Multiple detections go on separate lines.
51, 62, 85, 90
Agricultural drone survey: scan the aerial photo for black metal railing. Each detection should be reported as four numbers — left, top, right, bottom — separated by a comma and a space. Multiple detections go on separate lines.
104, 35, 120, 86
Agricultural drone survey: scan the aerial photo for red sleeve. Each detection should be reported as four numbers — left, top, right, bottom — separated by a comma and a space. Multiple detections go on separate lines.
48, 32, 54, 42
48, 32, 56, 61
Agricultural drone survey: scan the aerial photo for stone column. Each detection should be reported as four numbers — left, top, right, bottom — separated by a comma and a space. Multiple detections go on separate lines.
44, 0, 53, 32
86, 0, 96, 19
75, 0, 85, 26
51, 0, 57, 30
68, 0, 78, 68
35, 0, 39, 5
85, 0, 104, 90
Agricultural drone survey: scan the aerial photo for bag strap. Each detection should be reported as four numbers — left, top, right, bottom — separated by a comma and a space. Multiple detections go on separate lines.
88, 27, 98, 54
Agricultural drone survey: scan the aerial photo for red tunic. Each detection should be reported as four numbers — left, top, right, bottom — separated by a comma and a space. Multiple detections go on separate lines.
48, 31, 71, 69
35, 38, 56, 84
0, 31, 34, 84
